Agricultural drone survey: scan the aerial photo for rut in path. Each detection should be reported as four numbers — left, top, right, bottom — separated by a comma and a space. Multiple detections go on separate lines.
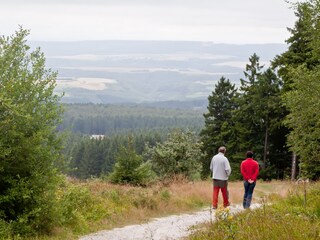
79, 203, 260, 240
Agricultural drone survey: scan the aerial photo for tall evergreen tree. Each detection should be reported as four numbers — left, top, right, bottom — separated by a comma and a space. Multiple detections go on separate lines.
250, 68, 289, 177
200, 77, 238, 178
241, 53, 264, 89
232, 55, 289, 179
232, 54, 265, 159
0, 28, 63, 234
273, 0, 320, 179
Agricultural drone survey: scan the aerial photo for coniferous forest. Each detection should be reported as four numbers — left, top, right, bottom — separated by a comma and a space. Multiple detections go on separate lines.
60, 0, 320, 182
1, 0, 320, 238
59, 104, 204, 179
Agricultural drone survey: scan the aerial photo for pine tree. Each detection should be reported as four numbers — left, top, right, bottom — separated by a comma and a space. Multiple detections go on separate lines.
199, 77, 238, 178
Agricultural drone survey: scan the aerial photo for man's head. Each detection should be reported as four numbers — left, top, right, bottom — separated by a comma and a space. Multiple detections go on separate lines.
218, 146, 226, 154
246, 151, 253, 158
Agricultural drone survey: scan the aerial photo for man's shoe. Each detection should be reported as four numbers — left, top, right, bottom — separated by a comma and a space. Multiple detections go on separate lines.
212, 206, 217, 210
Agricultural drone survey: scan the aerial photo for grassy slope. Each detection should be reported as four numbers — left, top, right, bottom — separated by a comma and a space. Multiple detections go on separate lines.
190, 181, 320, 240
29, 179, 291, 240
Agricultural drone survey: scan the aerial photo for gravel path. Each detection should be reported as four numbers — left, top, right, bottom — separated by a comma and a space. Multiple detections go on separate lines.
79, 204, 260, 240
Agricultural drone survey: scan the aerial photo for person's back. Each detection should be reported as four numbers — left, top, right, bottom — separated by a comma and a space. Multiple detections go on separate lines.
240, 151, 259, 209
241, 154, 259, 182
210, 146, 231, 208
210, 152, 231, 180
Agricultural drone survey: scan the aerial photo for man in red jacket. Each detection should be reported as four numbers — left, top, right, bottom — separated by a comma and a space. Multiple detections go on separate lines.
240, 151, 259, 209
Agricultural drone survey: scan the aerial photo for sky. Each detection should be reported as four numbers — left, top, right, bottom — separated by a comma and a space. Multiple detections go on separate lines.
1, 0, 298, 44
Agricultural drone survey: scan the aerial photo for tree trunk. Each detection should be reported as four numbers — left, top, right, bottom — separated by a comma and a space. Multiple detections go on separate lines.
263, 125, 268, 170
291, 152, 297, 181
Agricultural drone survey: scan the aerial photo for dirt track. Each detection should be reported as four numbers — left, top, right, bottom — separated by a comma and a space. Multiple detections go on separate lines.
79, 203, 259, 240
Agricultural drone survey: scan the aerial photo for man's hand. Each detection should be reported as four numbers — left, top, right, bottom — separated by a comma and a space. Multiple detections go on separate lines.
248, 179, 254, 184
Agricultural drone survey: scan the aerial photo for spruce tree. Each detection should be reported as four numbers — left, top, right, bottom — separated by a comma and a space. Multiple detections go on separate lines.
0, 28, 63, 234
199, 77, 238, 178
109, 137, 155, 186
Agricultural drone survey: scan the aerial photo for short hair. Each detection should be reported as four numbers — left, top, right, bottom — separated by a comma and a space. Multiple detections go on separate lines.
218, 146, 226, 153
246, 151, 253, 158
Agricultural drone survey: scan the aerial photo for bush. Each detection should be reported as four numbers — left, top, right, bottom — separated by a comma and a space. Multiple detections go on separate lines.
109, 143, 156, 186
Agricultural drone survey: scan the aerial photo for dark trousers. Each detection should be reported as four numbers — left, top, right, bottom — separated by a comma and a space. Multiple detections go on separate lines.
243, 180, 256, 209
212, 179, 230, 208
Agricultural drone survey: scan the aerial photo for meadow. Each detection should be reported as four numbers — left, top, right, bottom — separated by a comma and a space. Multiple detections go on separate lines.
22, 178, 294, 240
189, 181, 320, 240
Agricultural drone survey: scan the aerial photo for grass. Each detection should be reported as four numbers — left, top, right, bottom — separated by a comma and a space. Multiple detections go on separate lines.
12, 179, 291, 240
189, 181, 320, 240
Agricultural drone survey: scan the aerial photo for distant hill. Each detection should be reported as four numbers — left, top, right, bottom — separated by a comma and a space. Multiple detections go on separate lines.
30, 40, 287, 105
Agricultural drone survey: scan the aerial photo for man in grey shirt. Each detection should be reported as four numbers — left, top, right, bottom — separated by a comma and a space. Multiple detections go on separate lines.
210, 146, 231, 209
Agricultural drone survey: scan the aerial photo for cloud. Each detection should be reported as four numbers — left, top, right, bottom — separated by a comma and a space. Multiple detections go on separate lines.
1, 0, 297, 43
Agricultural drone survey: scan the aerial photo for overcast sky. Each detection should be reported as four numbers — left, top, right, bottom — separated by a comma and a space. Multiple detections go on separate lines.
1, 0, 298, 44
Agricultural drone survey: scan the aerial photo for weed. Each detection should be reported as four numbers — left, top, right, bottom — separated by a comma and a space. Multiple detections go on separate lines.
160, 188, 171, 202
214, 207, 237, 239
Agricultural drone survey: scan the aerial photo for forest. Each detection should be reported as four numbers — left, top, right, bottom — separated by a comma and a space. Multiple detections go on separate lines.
60, 104, 204, 179
59, 0, 320, 183
0, 0, 320, 238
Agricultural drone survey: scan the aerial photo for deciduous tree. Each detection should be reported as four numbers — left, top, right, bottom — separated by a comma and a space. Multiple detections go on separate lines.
147, 130, 203, 181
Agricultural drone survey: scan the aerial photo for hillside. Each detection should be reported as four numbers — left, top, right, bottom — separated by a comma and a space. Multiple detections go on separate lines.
31, 40, 287, 104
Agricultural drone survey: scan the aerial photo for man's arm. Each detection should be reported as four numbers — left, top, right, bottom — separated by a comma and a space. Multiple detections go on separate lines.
241, 161, 249, 180
252, 162, 259, 181
225, 159, 231, 176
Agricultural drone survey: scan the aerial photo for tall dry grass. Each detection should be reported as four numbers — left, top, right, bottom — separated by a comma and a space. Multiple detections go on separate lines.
190, 181, 320, 240
26, 179, 292, 240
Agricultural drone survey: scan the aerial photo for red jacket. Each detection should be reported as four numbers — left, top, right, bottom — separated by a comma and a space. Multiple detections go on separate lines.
240, 158, 259, 181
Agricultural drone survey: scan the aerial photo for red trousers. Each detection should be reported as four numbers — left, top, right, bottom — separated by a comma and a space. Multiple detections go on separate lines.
212, 179, 230, 208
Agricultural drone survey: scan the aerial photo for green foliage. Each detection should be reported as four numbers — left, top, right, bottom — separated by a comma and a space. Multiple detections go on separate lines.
55, 183, 110, 234
0, 28, 63, 235
234, 55, 289, 178
273, 0, 320, 84
67, 131, 162, 179
146, 130, 203, 181
214, 207, 237, 239
245, 67, 288, 174
0, 219, 13, 240
200, 77, 238, 178
283, 65, 320, 179
275, 0, 320, 179
160, 188, 171, 202
59, 103, 204, 135
109, 139, 156, 186
200, 56, 289, 180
